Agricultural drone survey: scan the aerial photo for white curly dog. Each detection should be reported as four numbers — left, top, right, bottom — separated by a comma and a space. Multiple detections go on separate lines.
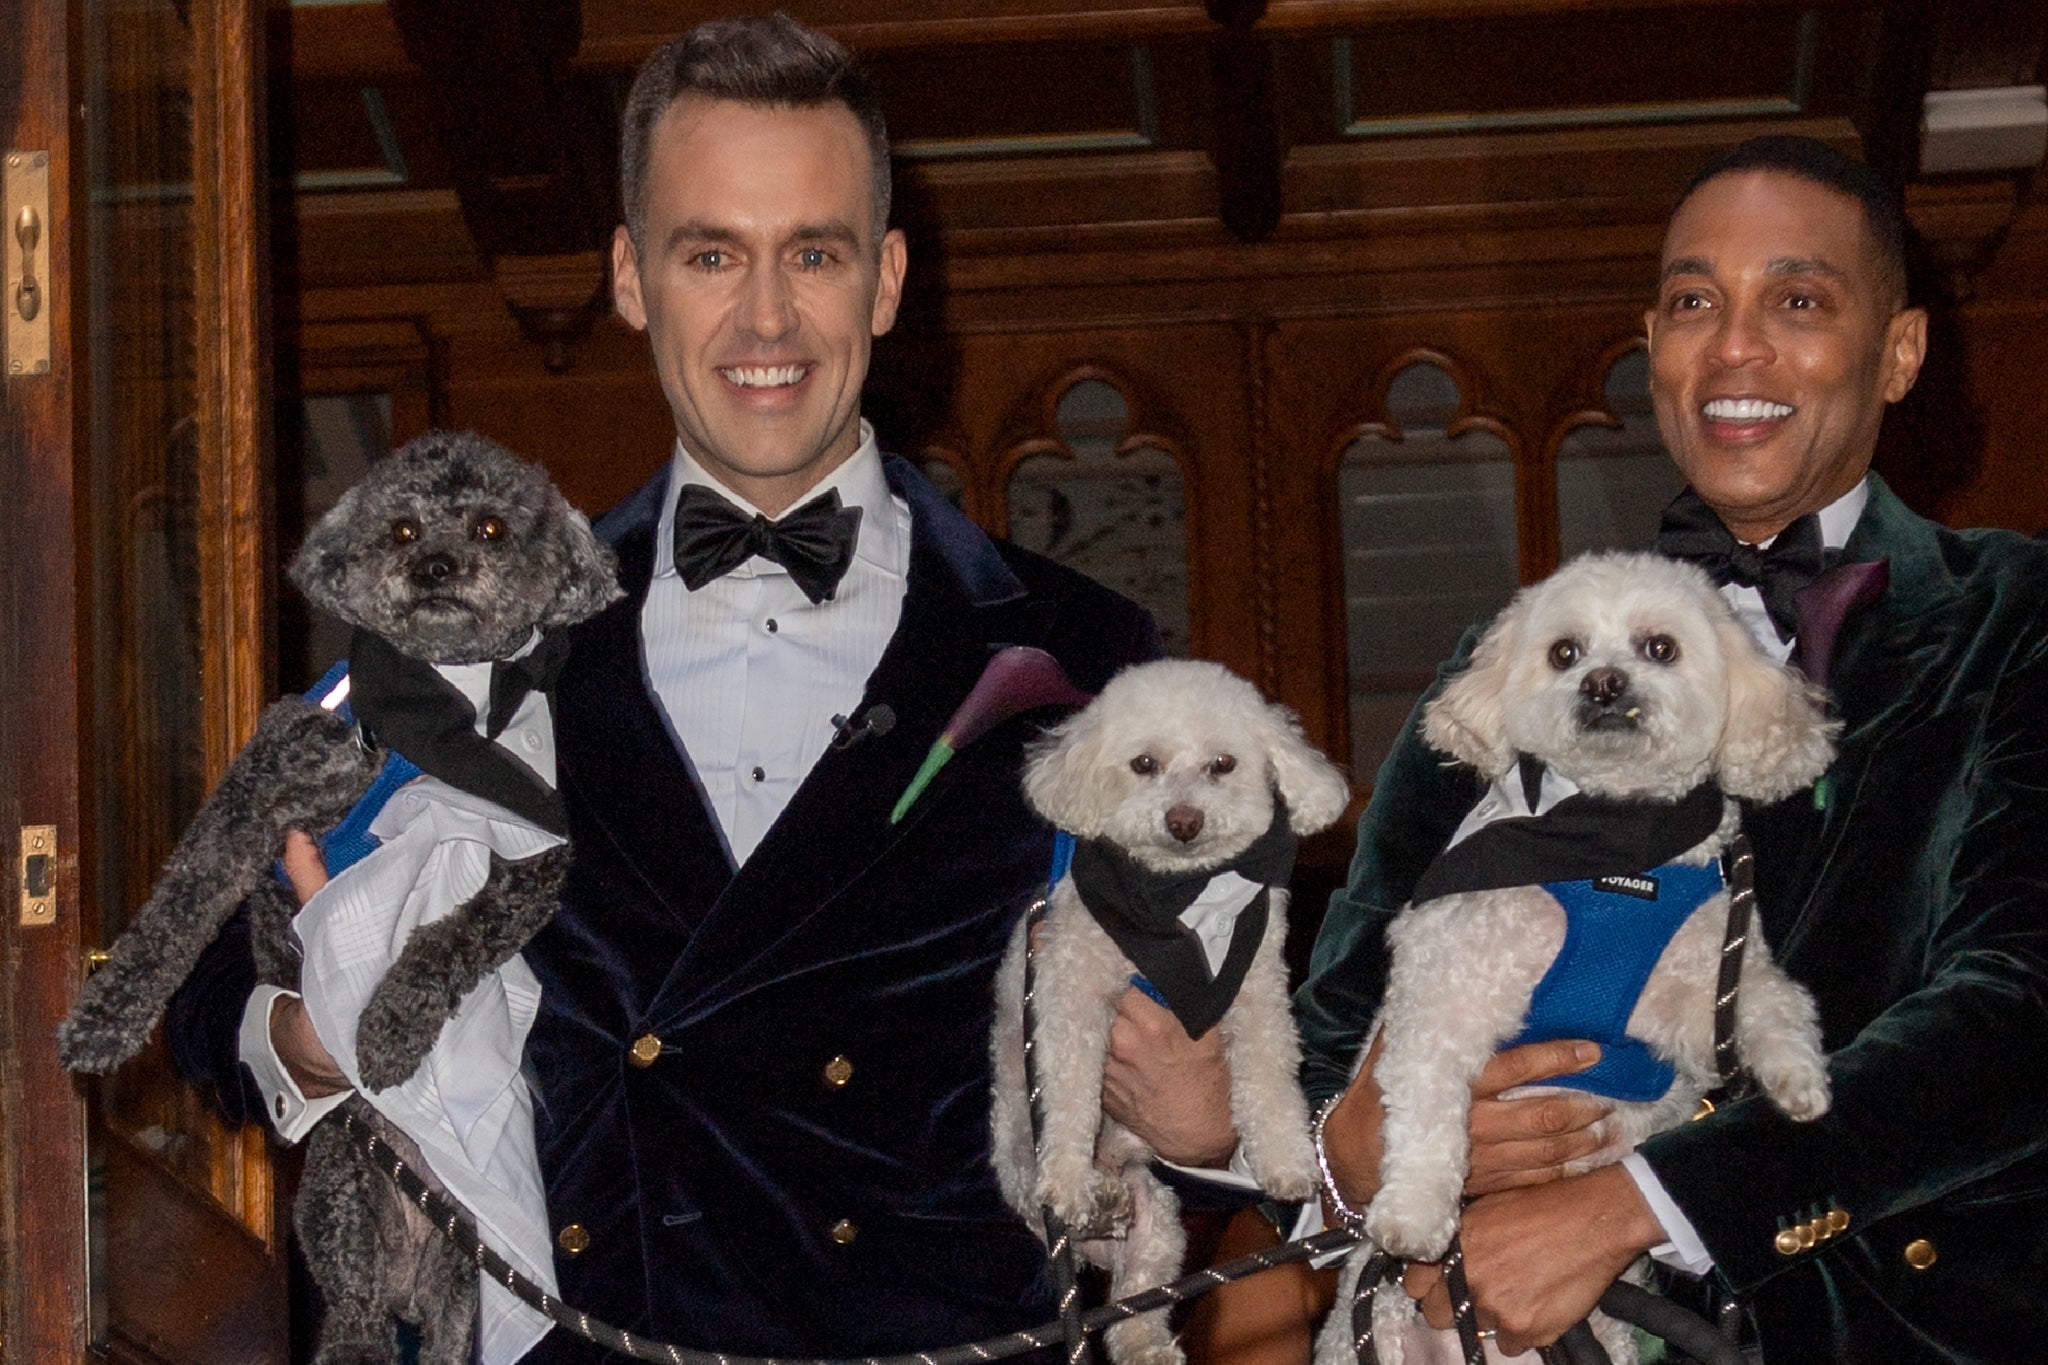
1318, 552, 1838, 1365
991, 659, 1351, 1365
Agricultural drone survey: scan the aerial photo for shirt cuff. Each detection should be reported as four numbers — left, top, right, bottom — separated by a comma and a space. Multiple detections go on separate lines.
239, 984, 351, 1142
1622, 1152, 1714, 1275
1159, 1145, 1261, 1190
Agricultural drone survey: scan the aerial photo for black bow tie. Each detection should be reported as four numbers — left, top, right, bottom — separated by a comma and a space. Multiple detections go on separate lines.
1655, 487, 1830, 642
486, 628, 570, 740
671, 484, 862, 605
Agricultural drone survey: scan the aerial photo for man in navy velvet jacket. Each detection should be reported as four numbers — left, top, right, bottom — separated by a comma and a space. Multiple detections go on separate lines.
169, 16, 1243, 1360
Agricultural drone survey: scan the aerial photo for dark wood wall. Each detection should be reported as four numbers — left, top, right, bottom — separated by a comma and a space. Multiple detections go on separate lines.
277, 0, 2048, 845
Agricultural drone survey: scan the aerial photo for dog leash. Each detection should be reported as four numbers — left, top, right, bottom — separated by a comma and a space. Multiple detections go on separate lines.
1022, 855, 1092, 1365
339, 1104, 1358, 1364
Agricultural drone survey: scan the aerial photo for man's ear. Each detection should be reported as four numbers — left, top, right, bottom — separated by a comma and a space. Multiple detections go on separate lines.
1882, 306, 1928, 404
613, 224, 648, 332
870, 228, 908, 338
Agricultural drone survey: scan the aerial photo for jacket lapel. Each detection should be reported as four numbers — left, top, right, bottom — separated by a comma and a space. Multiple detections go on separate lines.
554, 508, 735, 929
644, 459, 1056, 1024
1753, 475, 1966, 953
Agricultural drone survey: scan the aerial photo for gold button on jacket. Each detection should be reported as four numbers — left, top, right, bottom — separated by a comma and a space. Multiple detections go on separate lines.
628, 1034, 662, 1067
829, 1218, 858, 1245
822, 1054, 854, 1088
557, 1223, 591, 1256
1903, 1238, 1938, 1271
1774, 1228, 1804, 1257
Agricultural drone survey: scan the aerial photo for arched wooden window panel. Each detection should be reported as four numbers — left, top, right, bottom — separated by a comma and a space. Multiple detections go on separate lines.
1005, 375, 1191, 655
1555, 345, 1683, 560
913, 449, 967, 509
1338, 357, 1518, 781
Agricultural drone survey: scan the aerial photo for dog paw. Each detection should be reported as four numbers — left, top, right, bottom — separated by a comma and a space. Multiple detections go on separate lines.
1110, 1339, 1184, 1365
1106, 1316, 1184, 1365
1759, 1064, 1831, 1122
55, 991, 151, 1075
1045, 1173, 1133, 1238
1364, 1189, 1456, 1263
1256, 1154, 1320, 1204
353, 983, 447, 1092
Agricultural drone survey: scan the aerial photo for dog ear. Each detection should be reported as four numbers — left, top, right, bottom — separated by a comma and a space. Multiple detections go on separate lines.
1020, 707, 1112, 836
288, 485, 368, 626
1713, 612, 1839, 802
1420, 600, 1524, 778
538, 502, 623, 627
1257, 703, 1352, 835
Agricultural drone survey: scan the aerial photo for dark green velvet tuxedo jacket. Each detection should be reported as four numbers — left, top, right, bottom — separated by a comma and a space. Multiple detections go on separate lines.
1296, 476, 2048, 1364
519, 456, 1159, 1362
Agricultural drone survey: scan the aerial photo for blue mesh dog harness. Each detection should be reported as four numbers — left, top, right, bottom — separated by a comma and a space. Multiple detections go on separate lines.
297, 659, 423, 879
1506, 859, 1726, 1102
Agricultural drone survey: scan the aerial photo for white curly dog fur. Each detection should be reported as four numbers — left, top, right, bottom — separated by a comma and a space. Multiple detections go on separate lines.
991, 660, 1351, 1365
1317, 553, 1838, 1365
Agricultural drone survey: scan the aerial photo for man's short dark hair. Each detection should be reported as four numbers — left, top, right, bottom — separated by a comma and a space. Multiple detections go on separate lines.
1680, 135, 1911, 309
619, 14, 891, 250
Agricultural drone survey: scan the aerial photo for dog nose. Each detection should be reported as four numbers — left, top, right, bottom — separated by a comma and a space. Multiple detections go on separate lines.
1580, 666, 1629, 705
1165, 804, 1206, 843
410, 552, 458, 588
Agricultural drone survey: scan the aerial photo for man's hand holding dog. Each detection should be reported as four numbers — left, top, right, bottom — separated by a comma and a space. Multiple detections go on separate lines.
1101, 985, 1239, 1167
1321, 1034, 1611, 1218
1405, 1164, 1663, 1354
271, 829, 349, 1099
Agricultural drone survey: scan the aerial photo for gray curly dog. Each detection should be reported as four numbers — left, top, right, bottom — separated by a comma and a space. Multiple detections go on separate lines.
57, 430, 619, 1364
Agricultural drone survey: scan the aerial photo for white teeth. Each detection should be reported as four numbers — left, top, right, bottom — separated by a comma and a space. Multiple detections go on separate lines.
1703, 398, 1793, 422
721, 365, 807, 388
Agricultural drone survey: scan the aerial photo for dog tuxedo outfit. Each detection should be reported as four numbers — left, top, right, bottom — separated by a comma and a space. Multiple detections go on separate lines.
270, 633, 569, 1365
1066, 806, 1297, 1038
1412, 756, 1727, 1102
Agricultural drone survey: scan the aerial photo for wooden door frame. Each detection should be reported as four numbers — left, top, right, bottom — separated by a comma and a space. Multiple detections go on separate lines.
2, 0, 279, 1359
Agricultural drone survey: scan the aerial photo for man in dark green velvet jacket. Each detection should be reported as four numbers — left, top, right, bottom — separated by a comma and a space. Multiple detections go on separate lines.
1298, 136, 2048, 1363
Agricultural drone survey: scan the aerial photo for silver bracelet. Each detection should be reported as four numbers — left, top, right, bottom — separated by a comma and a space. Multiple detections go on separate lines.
1313, 1092, 1370, 1226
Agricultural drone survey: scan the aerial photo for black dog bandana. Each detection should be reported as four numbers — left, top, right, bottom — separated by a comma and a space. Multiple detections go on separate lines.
346, 627, 569, 836
1411, 755, 1723, 902
1068, 806, 1297, 1039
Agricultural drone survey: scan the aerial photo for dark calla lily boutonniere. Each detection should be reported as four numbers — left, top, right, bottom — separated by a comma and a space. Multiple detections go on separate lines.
889, 645, 1093, 824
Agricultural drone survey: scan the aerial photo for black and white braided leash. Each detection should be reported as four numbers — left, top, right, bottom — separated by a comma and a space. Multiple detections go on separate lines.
338, 1105, 1357, 1365
1021, 898, 1090, 1365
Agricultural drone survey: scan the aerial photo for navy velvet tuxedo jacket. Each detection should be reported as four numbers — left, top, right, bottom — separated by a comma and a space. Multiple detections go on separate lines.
1296, 476, 2048, 1364
520, 456, 1158, 1360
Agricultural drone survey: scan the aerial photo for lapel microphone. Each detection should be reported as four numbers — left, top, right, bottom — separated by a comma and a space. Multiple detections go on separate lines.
830, 703, 896, 751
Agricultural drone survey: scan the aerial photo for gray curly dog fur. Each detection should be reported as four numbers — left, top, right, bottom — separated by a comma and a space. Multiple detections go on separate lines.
57, 430, 620, 1365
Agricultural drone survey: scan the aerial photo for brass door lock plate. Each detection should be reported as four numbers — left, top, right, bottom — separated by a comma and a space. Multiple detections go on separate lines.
19, 824, 56, 926
5, 151, 51, 377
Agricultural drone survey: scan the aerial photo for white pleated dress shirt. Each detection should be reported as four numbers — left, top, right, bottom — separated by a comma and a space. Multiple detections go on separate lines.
644, 424, 910, 866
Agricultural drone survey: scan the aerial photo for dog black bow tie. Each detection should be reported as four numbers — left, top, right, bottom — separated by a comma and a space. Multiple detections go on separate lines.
486, 629, 570, 740
671, 484, 862, 605
1655, 487, 1830, 642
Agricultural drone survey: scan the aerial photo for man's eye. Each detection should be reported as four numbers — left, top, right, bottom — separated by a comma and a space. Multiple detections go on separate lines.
1669, 292, 1709, 313
692, 249, 727, 270
797, 247, 828, 269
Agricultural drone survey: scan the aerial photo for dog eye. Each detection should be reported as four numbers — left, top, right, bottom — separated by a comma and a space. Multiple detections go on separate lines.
473, 515, 505, 542
1547, 638, 1580, 670
1209, 754, 1236, 776
1129, 754, 1158, 776
1639, 634, 1680, 665
390, 519, 419, 545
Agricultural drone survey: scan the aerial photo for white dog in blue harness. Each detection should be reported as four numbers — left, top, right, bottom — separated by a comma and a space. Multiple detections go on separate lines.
1319, 552, 1839, 1365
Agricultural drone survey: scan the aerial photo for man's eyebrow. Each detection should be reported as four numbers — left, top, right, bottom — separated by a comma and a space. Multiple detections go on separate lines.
1765, 256, 1847, 280
789, 221, 863, 248
1660, 256, 1712, 282
663, 220, 743, 252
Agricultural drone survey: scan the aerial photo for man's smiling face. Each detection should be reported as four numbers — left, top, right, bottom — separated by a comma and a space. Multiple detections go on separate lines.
612, 95, 907, 515
1645, 169, 1926, 543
